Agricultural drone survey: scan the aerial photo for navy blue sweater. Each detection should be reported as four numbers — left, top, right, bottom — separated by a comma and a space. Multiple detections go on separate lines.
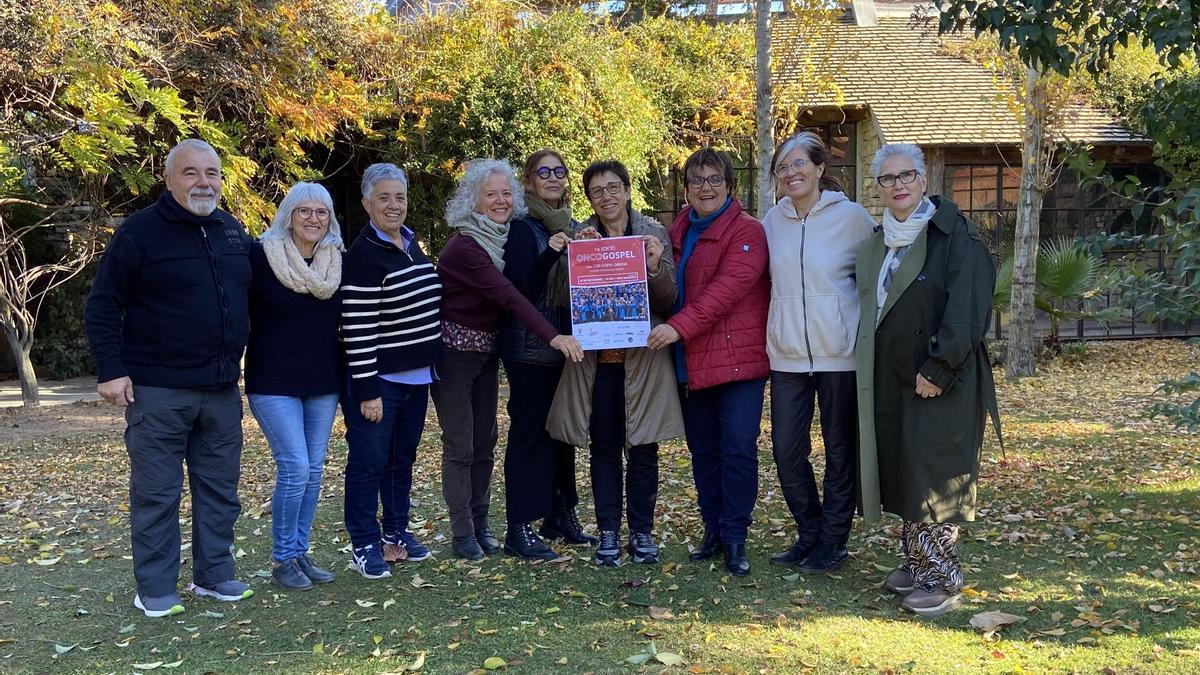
244, 242, 342, 396
84, 192, 252, 388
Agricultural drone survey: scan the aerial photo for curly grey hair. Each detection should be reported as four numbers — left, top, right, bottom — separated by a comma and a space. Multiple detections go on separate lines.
870, 143, 926, 177
444, 159, 527, 226
261, 181, 344, 250
361, 163, 408, 199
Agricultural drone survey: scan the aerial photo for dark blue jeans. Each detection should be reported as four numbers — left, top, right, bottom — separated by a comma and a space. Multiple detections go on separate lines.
681, 378, 766, 545
342, 380, 429, 549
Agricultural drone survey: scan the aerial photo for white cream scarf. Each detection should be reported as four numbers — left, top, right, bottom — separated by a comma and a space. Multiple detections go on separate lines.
262, 235, 342, 300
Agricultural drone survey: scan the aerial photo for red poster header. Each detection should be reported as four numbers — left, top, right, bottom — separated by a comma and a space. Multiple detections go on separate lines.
567, 236, 647, 287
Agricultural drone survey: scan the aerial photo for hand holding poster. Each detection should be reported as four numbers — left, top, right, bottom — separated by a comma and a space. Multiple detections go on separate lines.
567, 236, 651, 350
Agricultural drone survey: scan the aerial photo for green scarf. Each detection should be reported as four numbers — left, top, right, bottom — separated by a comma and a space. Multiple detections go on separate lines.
526, 194, 574, 308
525, 194, 573, 235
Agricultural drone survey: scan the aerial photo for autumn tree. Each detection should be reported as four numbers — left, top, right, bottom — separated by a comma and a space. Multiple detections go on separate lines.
754, 0, 774, 217
2, 0, 765, 401
935, 0, 1200, 378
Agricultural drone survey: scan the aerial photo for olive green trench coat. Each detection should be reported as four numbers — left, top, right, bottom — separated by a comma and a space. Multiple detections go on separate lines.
855, 197, 1001, 524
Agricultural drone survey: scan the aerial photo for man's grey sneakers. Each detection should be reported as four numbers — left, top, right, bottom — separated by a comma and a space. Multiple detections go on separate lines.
187, 580, 254, 602
133, 593, 185, 618
884, 567, 915, 594
901, 587, 962, 617
627, 532, 660, 564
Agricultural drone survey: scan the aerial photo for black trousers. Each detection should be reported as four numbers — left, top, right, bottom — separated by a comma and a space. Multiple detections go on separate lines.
589, 363, 658, 534
769, 370, 858, 548
502, 359, 579, 526
125, 385, 242, 598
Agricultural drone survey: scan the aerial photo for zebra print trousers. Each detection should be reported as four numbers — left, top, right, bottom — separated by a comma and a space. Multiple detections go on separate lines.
901, 522, 964, 593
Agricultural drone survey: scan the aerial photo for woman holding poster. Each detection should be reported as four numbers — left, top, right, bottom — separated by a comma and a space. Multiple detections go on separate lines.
434, 159, 583, 563
546, 160, 683, 568
647, 148, 770, 577
498, 150, 596, 549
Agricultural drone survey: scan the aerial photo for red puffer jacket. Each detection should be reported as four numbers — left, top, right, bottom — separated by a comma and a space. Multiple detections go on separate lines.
666, 199, 770, 390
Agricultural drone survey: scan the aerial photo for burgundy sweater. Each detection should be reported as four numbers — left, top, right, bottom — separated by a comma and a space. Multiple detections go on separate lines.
437, 233, 558, 344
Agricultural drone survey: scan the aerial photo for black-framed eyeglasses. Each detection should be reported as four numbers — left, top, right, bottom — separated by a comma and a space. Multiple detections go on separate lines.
294, 207, 331, 221
876, 170, 922, 188
534, 165, 568, 180
587, 182, 625, 200
686, 174, 726, 189
773, 158, 811, 178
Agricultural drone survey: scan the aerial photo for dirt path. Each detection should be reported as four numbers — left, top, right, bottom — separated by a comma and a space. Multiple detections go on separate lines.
0, 400, 123, 447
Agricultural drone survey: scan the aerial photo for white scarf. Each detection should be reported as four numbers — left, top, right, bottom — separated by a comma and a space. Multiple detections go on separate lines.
881, 196, 936, 248
262, 235, 342, 300
451, 212, 509, 271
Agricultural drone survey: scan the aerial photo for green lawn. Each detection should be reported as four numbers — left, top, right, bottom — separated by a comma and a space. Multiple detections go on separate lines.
1, 340, 1199, 674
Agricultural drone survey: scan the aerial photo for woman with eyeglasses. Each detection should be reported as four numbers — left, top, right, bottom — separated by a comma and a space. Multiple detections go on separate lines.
759, 132, 875, 576
646, 148, 770, 577
245, 181, 344, 590
498, 150, 597, 553
855, 143, 1000, 617
547, 159, 682, 568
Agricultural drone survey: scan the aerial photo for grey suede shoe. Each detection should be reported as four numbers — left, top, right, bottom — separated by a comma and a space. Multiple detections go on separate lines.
272, 559, 314, 591
884, 568, 915, 594
296, 554, 335, 584
188, 579, 254, 602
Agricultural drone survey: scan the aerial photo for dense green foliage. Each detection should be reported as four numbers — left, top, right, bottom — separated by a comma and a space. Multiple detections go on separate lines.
935, 0, 1199, 76
992, 238, 1117, 344
2, 0, 757, 232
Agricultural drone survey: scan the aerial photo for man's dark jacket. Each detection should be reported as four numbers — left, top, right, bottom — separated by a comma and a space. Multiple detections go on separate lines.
84, 191, 252, 389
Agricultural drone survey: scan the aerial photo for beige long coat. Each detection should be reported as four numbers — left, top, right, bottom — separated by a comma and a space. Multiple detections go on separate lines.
546, 211, 685, 448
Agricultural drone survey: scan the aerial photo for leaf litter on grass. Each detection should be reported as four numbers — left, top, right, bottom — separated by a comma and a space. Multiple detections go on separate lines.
1, 341, 1199, 672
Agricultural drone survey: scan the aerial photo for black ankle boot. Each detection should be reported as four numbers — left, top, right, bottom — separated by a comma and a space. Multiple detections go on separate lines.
770, 538, 816, 566
723, 543, 750, 577
689, 530, 722, 561
475, 527, 501, 555
504, 522, 558, 560
452, 535, 484, 561
541, 495, 598, 546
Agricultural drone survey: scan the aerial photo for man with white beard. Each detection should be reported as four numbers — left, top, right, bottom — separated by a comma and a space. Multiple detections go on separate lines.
85, 139, 254, 617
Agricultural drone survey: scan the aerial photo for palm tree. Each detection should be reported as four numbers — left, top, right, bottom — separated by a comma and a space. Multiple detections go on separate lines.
993, 237, 1112, 346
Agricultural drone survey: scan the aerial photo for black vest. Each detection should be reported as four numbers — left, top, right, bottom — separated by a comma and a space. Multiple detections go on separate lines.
499, 217, 569, 366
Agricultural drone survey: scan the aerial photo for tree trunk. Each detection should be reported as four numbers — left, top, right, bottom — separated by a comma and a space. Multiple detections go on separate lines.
3, 326, 39, 407
1007, 65, 1046, 378
754, 0, 774, 218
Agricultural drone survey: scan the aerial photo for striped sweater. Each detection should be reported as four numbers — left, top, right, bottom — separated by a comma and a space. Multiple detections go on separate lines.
340, 225, 443, 402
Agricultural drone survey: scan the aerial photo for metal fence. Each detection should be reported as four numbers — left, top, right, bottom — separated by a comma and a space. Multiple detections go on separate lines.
962, 207, 1194, 341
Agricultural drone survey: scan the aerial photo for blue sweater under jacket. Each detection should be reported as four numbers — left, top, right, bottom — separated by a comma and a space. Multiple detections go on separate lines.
84, 192, 252, 389
244, 242, 342, 397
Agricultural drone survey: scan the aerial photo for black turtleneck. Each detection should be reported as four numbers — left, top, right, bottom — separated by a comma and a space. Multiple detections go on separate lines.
84, 191, 253, 389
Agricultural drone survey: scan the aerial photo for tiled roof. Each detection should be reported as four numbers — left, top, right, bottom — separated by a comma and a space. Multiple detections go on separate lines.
773, 15, 1147, 146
